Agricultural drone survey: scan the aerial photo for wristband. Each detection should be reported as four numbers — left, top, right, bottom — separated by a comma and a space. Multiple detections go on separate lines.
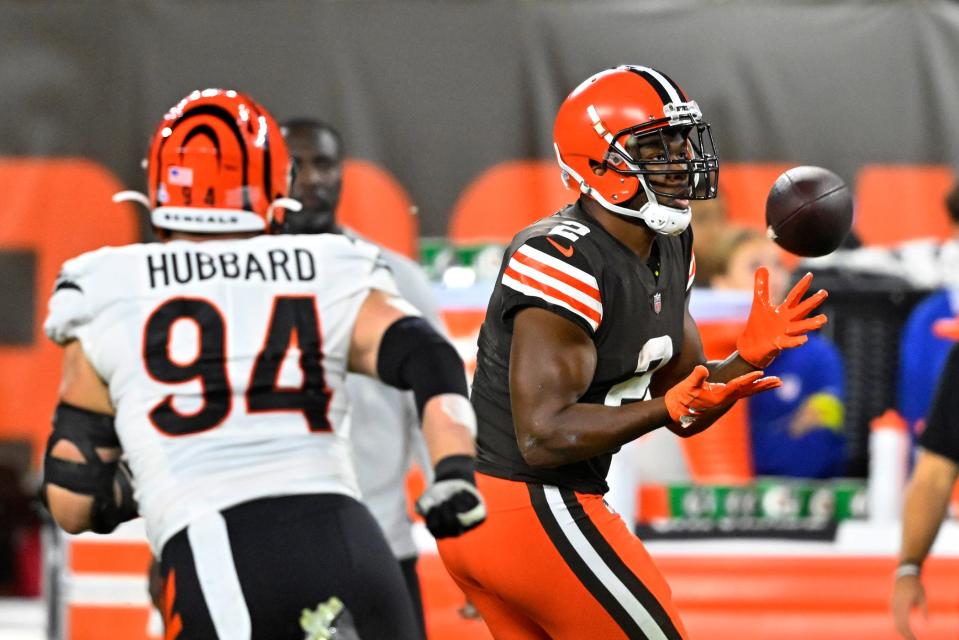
433, 454, 475, 484
894, 563, 921, 579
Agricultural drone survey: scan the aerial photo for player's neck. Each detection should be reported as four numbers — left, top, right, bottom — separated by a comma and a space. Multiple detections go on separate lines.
580, 198, 656, 260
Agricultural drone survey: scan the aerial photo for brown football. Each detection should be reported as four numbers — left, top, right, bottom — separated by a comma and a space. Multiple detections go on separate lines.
765, 166, 853, 257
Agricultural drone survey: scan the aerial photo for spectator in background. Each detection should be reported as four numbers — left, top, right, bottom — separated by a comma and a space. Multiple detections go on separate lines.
689, 194, 729, 288
891, 320, 959, 640
710, 227, 847, 477
897, 180, 959, 434
0, 460, 39, 596
279, 118, 444, 638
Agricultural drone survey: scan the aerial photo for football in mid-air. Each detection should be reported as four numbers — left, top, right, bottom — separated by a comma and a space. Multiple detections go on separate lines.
765, 166, 853, 257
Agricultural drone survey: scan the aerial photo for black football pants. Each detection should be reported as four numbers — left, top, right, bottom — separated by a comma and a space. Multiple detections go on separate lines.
159, 493, 421, 639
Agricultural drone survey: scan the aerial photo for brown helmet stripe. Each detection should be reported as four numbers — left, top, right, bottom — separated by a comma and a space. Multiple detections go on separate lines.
624, 66, 688, 106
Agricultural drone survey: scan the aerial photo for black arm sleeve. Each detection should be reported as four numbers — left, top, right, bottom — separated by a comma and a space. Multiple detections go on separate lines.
43, 403, 119, 495
42, 403, 136, 534
919, 343, 959, 465
376, 316, 469, 416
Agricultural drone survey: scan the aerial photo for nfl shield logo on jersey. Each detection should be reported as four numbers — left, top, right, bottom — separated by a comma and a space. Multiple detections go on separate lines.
651, 291, 662, 315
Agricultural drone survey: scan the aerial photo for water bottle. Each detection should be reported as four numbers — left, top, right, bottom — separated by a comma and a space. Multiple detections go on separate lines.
867, 409, 909, 523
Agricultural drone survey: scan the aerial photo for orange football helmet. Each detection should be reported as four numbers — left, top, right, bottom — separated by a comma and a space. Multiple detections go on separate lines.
116, 88, 297, 233
553, 65, 719, 235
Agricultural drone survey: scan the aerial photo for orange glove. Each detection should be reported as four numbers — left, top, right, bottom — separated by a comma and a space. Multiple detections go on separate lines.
664, 365, 782, 426
933, 317, 959, 340
736, 267, 828, 368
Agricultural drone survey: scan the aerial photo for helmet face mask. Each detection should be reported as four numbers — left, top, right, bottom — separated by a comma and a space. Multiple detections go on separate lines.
607, 122, 718, 202
552, 65, 720, 236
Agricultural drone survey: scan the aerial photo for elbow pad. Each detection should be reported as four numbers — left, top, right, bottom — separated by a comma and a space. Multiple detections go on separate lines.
376, 317, 469, 416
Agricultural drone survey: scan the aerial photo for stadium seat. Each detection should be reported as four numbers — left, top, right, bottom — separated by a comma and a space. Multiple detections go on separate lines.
451, 160, 799, 248
448, 160, 575, 245
854, 164, 954, 246
0, 159, 139, 463
709, 162, 804, 270
719, 162, 795, 231
338, 159, 419, 259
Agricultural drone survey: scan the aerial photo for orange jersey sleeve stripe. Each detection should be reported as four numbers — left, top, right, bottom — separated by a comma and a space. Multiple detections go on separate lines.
503, 266, 602, 329
507, 256, 603, 315
512, 247, 601, 302
686, 252, 696, 291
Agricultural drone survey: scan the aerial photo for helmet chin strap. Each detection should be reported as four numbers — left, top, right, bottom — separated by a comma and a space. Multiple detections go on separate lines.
630, 175, 692, 236
266, 197, 303, 226
112, 190, 151, 208
553, 144, 691, 236
593, 189, 690, 237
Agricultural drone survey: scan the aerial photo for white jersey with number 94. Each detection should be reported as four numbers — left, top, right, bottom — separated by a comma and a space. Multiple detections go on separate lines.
44, 234, 398, 554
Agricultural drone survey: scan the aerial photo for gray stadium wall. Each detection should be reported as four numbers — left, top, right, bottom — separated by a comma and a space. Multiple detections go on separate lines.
1, 0, 958, 236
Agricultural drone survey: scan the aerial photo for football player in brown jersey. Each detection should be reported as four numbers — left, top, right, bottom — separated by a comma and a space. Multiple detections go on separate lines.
438, 66, 828, 640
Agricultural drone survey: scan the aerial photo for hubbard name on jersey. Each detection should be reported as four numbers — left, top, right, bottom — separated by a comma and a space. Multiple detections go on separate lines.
44, 234, 398, 554
472, 202, 696, 494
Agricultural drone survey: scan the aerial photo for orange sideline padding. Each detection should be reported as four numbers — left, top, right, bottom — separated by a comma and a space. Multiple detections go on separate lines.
69, 607, 153, 640
0, 159, 139, 463
67, 535, 156, 640
338, 159, 418, 259
679, 320, 754, 482
440, 309, 486, 335
439, 309, 485, 379
417, 553, 959, 640
69, 540, 153, 575
62, 526, 959, 640
405, 463, 427, 522
448, 160, 575, 245
638, 484, 670, 523
854, 165, 954, 246
660, 555, 959, 640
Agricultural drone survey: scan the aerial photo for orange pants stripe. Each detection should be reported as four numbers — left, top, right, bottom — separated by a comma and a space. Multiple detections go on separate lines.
438, 472, 688, 640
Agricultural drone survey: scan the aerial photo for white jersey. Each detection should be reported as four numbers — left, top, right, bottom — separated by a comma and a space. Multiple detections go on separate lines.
44, 234, 398, 554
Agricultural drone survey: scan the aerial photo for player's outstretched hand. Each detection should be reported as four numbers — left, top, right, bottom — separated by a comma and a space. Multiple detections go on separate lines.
665, 365, 781, 433
737, 267, 828, 368
415, 455, 486, 539
891, 574, 927, 640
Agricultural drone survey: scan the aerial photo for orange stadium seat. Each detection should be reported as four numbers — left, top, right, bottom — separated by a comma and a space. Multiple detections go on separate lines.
451, 160, 799, 246
719, 162, 794, 230
0, 159, 139, 463
710, 162, 799, 269
448, 160, 575, 245
338, 159, 419, 259
853, 164, 954, 246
